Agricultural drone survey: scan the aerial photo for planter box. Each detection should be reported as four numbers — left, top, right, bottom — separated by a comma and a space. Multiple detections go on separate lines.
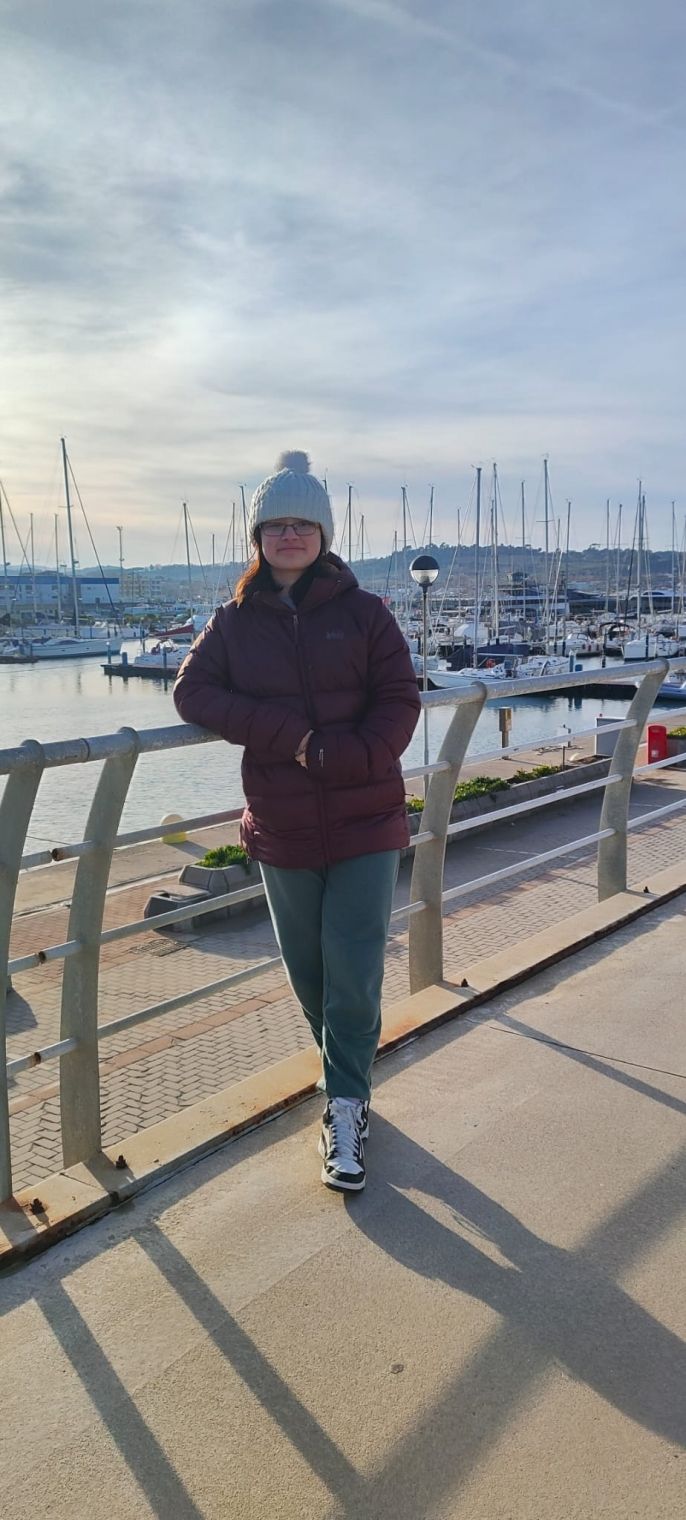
451, 758, 611, 823
178, 858, 263, 919
144, 887, 211, 934
402, 758, 612, 858
666, 736, 686, 765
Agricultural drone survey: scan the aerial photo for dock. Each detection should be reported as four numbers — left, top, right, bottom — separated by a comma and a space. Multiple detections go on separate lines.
102, 652, 179, 681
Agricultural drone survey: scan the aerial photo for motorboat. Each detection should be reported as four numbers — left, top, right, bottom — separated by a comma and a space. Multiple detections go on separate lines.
656, 671, 686, 701
132, 640, 186, 673
2, 631, 122, 661
412, 651, 510, 689
514, 655, 572, 680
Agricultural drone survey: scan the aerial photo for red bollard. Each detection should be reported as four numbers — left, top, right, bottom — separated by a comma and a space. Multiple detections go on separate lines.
647, 724, 667, 763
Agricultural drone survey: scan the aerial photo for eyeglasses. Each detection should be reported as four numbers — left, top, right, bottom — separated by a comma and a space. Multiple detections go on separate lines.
261, 520, 320, 538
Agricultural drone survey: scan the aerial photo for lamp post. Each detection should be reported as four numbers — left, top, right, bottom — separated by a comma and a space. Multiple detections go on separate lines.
410, 554, 439, 796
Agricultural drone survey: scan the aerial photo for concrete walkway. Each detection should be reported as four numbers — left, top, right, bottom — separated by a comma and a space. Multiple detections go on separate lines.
2, 899, 684, 1519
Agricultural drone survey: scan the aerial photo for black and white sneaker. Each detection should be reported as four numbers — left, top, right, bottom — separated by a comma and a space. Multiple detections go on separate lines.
318, 1098, 368, 1191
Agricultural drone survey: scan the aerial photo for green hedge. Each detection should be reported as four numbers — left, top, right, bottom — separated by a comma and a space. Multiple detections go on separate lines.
669, 726, 686, 738
407, 764, 563, 812
198, 844, 252, 871
454, 775, 510, 801
510, 764, 560, 782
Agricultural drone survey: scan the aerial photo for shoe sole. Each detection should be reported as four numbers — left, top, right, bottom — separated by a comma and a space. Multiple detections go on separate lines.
320, 1165, 366, 1191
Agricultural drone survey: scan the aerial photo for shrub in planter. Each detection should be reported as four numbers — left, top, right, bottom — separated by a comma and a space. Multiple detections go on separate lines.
510, 764, 560, 782
453, 776, 509, 802
197, 844, 252, 871
666, 725, 686, 763
179, 842, 257, 900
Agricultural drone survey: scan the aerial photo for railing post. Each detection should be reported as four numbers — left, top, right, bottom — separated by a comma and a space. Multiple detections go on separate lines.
597, 662, 667, 900
0, 741, 45, 1199
409, 687, 487, 993
60, 728, 140, 1168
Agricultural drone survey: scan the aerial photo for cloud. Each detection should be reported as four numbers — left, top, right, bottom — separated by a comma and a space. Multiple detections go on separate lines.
1, 0, 685, 562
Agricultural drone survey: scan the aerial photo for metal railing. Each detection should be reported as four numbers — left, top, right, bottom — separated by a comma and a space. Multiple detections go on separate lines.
2, 657, 686, 1198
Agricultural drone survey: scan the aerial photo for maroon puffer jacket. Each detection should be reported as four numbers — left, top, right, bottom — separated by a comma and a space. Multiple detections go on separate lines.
172, 558, 421, 868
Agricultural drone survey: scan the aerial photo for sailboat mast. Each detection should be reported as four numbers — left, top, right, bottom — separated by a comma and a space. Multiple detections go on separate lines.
182, 501, 193, 614
615, 504, 622, 615
347, 485, 353, 564
0, 488, 10, 616
456, 507, 461, 615
604, 500, 610, 614
55, 514, 62, 621
29, 513, 37, 619
428, 485, 434, 546
636, 482, 643, 624
565, 501, 571, 625
543, 456, 550, 643
61, 436, 80, 634
671, 502, 676, 615
492, 463, 499, 640
240, 486, 249, 567
521, 481, 526, 625
473, 466, 482, 668
401, 486, 408, 625
644, 494, 653, 619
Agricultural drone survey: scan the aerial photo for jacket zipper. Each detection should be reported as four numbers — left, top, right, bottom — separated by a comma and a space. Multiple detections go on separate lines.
293, 613, 331, 864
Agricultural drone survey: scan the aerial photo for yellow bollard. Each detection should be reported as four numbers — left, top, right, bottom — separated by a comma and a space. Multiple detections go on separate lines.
160, 812, 187, 845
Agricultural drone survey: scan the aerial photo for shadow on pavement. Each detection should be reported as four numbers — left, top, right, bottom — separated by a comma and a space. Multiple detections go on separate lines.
340, 1120, 686, 1518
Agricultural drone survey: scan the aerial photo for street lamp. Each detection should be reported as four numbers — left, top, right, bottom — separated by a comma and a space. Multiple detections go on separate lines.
410, 554, 439, 795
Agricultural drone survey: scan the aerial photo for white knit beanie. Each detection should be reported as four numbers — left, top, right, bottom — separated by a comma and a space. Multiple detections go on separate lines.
249, 451, 334, 552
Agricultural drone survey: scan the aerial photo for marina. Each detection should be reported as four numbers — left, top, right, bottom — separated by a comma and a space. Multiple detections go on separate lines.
3, 640, 686, 852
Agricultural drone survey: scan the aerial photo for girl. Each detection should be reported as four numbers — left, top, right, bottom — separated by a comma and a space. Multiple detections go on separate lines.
173, 451, 421, 1190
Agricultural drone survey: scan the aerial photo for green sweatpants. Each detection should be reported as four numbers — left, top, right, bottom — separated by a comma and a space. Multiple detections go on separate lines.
260, 850, 401, 1101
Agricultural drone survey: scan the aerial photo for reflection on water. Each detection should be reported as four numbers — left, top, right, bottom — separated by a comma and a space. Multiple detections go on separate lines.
0, 645, 635, 849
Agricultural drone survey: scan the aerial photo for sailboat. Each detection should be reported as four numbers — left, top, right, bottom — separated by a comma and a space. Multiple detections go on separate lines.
4, 440, 122, 660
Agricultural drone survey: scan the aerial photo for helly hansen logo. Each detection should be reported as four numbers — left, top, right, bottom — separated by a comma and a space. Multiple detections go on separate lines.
326, 629, 344, 639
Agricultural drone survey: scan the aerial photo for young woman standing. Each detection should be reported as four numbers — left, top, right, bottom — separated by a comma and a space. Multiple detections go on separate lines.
173, 451, 421, 1190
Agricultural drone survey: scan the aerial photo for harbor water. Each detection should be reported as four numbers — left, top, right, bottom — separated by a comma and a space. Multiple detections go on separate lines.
0, 643, 636, 850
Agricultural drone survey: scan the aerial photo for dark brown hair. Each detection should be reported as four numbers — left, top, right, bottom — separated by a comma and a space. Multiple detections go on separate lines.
234, 537, 272, 605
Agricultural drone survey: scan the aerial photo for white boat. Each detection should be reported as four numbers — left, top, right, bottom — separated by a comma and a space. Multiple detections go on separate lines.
514, 655, 572, 680
2, 631, 122, 660
426, 663, 510, 689
656, 671, 686, 701
565, 632, 602, 656
622, 632, 679, 661
2, 443, 127, 661
132, 640, 186, 673
412, 652, 510, 688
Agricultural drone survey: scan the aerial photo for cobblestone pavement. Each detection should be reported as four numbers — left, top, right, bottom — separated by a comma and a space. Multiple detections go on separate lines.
6, 772, 686, 1191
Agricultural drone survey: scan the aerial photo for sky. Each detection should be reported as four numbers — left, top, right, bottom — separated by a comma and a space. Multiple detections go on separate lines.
2, 0, 685, 569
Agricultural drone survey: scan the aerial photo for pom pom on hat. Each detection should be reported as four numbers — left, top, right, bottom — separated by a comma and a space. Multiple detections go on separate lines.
275, 450, 311, 474
249, 449, 334, 552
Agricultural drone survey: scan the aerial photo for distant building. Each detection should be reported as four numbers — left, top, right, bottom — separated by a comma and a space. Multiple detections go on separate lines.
120, 569, 165, 604
1, 570, 119, 610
